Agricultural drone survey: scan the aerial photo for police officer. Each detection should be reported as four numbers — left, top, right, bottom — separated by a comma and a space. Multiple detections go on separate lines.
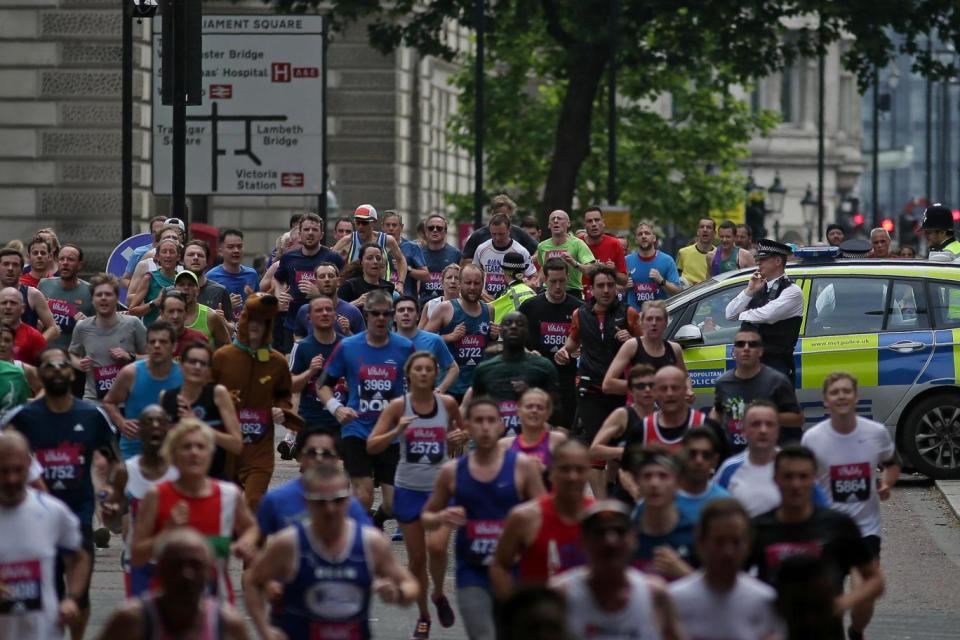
725, 239, 802, 384
921, 202, 960, 257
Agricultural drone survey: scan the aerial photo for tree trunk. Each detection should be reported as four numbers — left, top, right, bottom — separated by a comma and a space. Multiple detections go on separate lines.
540, 44, 608, 218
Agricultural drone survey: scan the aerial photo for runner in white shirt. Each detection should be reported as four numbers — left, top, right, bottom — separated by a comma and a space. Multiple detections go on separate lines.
800, 372, 900, 640
0, 431, 88, 640
716, 400, 784, 517
549, 500, 683, 640
473, 214, 537, 302
668, 499, 781, 640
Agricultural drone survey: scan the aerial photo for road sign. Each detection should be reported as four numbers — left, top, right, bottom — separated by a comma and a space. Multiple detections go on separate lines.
152, 15, 325, 195
602, 205, 631, 232
106, 233, 152, 303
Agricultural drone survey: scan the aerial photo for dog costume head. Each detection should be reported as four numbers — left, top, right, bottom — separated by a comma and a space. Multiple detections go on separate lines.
236, 292, 279, 361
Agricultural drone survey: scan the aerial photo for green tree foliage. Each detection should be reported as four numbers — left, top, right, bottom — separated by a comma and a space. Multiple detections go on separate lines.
261, 1, 960, 224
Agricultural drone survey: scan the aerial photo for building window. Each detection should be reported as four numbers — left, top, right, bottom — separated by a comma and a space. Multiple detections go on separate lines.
780, 66, 794, 123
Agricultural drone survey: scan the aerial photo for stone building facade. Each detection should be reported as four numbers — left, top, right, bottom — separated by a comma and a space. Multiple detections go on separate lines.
0, 2, 860, 264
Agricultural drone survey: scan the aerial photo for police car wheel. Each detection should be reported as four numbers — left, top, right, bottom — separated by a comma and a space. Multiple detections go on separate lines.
901, 394, 960, 480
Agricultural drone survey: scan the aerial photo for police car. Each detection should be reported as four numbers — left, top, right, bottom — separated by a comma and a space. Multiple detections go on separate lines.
665, 247, 960, 479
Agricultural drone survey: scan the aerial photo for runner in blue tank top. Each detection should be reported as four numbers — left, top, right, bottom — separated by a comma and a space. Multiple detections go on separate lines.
245, 466, 418, 640
422, 398, 545, 640
103, 320, 183, 459
318, 291, 414, 520
423, 264, 497, 403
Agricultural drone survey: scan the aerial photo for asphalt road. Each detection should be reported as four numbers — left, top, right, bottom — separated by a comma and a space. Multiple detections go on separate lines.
85, 461, 960, 639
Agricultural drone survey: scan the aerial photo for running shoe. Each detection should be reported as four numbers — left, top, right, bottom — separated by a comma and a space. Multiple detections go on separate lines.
411, 617, 431, 639
92, 526, 111, 549
432, 594, 456, 628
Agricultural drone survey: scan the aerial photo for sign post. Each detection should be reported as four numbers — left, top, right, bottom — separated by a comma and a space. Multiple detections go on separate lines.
152, 15, 325, 196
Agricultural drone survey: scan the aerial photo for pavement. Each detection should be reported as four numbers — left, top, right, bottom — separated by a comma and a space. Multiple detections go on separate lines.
934, 479, 960, 520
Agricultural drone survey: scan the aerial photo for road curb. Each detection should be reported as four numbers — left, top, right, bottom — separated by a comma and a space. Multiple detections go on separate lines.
934, 480, 960, 521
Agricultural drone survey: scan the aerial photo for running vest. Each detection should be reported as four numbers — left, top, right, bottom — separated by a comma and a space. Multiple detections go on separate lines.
454, 450, 520, 588
153, 480, 240, 603
441, 299, 490, 396
563, 567, 662, 640
576, 298, 629, 384
142, 595, 223, 640
509, 430, 552, 469
518, 495, 593, 583
144, 270, 178, 324
18, 284, 39, 328
710, 246, 741, 275
619, 406, 647, 466
347, 231, 392, 281
642, 409, 705, 452
395, 392, 450, 492
122, 360, 183, 459
630, 338, 678, 372
123, 457, 178, 597
274, 519, 373, 640
185, 304, 213, 344
160, 384, 226, 479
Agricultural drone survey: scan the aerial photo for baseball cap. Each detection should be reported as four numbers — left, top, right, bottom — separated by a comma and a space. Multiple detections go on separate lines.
164, 217, 186, 232
174, 270, 198, 285
354, 204, 378, 221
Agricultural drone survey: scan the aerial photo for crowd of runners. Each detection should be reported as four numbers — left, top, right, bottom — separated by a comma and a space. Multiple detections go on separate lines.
0, 195, 925, 639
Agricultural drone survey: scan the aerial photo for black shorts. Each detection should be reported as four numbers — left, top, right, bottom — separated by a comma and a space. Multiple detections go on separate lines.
862, 535, 882, 560
575, 392, 624, 446
341, 437, 399, 485
550, 372, 578, 429
56, 522, 94, 610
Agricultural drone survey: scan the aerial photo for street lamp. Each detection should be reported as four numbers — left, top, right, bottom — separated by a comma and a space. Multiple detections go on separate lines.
744, 174, 767, 240
767, 172, 786, 240
801, 185, 818, 245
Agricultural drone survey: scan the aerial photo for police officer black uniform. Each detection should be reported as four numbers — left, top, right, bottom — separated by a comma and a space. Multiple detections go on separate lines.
921, 203, 960, 256
724, 239, 803, 383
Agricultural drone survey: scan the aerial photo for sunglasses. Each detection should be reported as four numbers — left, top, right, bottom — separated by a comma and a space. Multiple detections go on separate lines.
426, 225, 445, 232
40, 360, 71, 370
303, 447, 338, 459
630, 381, 655, 390
183, 358, 210, 367
304, 489, 352, 504
355, 219, 373, 225
734, 340, 762, 348
367, 309, 394, 318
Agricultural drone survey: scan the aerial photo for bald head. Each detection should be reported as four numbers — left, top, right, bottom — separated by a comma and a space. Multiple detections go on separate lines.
655, 365, 687, 385
0, 430, 32, 506
0, 429, 30, 459
654, 365, 690, 413
155, 527, 212, 564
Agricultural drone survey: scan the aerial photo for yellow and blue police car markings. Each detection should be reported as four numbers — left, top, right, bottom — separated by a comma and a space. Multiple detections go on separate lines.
686, 344, 735, 391
798, 333, 880, 390
917, 329, 960, 384
877, 331, 935, 387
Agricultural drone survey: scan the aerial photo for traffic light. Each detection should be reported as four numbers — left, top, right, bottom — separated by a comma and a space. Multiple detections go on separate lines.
852, 212, 866, 232
881, 218, 895, 234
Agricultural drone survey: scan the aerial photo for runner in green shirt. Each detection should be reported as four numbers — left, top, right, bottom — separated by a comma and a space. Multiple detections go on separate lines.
535, 209, 597, 297
469, 312, 560, 437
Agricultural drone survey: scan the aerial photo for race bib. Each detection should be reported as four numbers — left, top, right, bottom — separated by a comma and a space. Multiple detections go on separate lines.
424, 271, 443, 293
723, 397, 747, 448
539, 321, 569, 354
763, 541, 822, 570
295, 270, 316, 286
358, 364, 397, 417
465, 519, 504, 566
48, 298, 77, 331
632, 281, 659, 301
545, 249, 569, 261
93, 364, 121, 399
455, 334, 487, 368
499, 400, 519, 437
830, 463, 871, 503
405, 426, 445, 464
309, 621, 362, 640
0, 560, 42, 613
484, 272, 507, 297
37, 443, 84, 492
239, 408, 270, 444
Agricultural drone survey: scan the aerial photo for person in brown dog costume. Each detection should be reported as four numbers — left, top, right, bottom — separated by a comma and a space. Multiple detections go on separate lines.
212, 292, 303, 510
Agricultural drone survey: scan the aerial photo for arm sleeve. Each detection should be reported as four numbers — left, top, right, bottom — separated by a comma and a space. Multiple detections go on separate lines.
725, 289, 753, 321
773, 376, 801, 413
349, 305, 366, 333
736, 285, 803, 323
322, 342, 346, 382
613, 243, 627, 274
274, 256, 289, 284
433, 335, 455, 369
577, 241, 597, 264
68, 323, 84, 356
133, 320, 148, 353
663, 257, 681, 285
290, 344, 308, 375
294, 305, 310, 337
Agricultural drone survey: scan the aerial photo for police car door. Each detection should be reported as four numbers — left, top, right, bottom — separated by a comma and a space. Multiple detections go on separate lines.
797, 276, 933, 427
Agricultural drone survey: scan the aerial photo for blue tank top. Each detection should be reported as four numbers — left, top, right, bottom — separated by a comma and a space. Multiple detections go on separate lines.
441, 299, 490, 395
19, 284, 39, 328
121, 359, 183, 459
454, 449, 520, 588
347, 231, 393, 280
274, 519, 373, 640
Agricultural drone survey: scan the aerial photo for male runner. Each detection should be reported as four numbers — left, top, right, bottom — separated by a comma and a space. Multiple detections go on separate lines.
422, 398, 545, 640
245, 465, 418, 640
420, 214, 462, 307
0, 247, 59, 342
38, 243, 93, 351
490, 440, 593, 598
205, 228, 260, 320
394, 295, 459, 393
535, 209, 597, 298
68, 273, 146, 401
